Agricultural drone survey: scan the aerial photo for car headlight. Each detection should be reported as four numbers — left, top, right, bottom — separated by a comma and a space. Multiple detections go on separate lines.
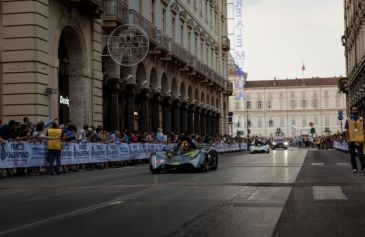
284, 142, 288, 145
272, 142, 277, 145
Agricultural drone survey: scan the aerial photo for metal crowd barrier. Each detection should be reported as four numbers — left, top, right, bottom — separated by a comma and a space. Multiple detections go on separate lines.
0, 141, 249, 169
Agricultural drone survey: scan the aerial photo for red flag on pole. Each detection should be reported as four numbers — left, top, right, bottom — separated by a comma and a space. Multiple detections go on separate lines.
301, 64, 306, 71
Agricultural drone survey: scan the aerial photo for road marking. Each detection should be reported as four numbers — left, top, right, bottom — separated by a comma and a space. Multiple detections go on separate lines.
0, 200, 124, 236
313, 186, 347, 200
337, 163, 350, 166
311, 163, 324, 166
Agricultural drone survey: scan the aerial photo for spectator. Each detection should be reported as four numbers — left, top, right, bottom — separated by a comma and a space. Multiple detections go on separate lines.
0, 120, 18, 140
46, 122, 63, 175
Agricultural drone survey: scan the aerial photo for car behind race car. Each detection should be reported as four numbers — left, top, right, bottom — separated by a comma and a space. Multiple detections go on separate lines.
271, 137, 289, 150
249, 141, 270, 154
149, 143, 218, 174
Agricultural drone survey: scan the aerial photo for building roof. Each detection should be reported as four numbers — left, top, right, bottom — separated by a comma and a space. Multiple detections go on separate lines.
244, 77, 340, 88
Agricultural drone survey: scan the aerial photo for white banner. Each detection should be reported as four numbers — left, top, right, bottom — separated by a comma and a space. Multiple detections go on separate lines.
0, 141, 246, 168
74, 141, 92, 164
139, 143, 150, 160
0, 141, 30, 168
107, 143, 120, 162
28, 141, 48, 167
118, 143, 131, 160
92, 143, 108, 162
129, 143, 140, 160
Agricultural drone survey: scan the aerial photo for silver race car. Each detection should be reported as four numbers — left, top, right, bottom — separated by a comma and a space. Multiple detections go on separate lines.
149, 138, 218, 174
249, 140, 270, 154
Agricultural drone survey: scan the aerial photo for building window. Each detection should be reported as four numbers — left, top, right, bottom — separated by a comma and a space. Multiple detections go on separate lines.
205, 1, 208, 20
267, 100, 271, 109
172, 17, 176, 40
200, 42, 204, 60
301, 99, 307, 108
279, 93, 284, 109
162, 8, 166, 32
248, 119, 252, 127
139, 0, 143, 14
324, 91, 329, 107
291, 117, 296, 125
194, 37, 198, 56
290, 100, 297, 109
180, 24, 184, 46
314, 116, 318, 125
235, 102, 240, 110
246, 101, 251, 109
258, 118, 262, 128
312, 99, 318, 108
336, 96, 340, 107
151, 0, 156, 25
269, 119, 274, 127
302, 117, 307, 126
257, 101, 262, 109
188, 30, 191, 51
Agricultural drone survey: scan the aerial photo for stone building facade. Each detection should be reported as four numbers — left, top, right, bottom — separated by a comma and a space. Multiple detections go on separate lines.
0, 0, 232, 135
343, 0, 365, 114
229, 77, 347, 137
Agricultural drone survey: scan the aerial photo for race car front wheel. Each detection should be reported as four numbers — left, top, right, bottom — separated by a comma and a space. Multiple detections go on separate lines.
149, 165, 161, 174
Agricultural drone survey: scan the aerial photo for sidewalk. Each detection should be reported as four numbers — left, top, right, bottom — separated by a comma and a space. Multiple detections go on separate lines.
273, 150, 365, 237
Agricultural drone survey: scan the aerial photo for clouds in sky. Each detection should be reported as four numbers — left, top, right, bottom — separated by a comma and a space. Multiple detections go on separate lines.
241, 0, 345, 81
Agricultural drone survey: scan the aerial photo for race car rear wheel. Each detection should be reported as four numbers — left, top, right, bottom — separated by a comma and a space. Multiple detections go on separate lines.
149, 165, 161, 174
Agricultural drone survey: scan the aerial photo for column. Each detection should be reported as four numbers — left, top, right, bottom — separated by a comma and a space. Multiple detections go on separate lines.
216, 113, 221, 135
163, 97, 172, 132
200, 108, 206, 135
206, 110, 211, 136
172, 99, 181, 134
180, 102, 188, 134
188, 105, 195, 134
138, 89, 149, 133
211, 112, 216, 135
194, 107, 201, 134
152, 93, 161, 132
125, 84, 136, 131
107, 78, 120, 132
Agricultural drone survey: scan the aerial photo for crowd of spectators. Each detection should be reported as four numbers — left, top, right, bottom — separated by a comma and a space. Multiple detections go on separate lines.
0, 116, 348, 179
0, 117, 248, 179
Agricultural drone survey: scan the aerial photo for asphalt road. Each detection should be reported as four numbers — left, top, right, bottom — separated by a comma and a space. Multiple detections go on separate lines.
0, 149, 361, 237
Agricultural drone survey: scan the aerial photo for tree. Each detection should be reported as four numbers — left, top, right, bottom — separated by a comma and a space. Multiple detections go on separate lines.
310, 127, 316, 136
275, 128, 284, 136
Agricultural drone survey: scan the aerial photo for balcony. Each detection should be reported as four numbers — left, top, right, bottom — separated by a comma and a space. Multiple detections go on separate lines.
170, 40, 188, 64
102, 0, 128, 27
156, 30, 169, 52
221, 36, 230, 51
129, 9, 158, 44
62, 0, 103, 18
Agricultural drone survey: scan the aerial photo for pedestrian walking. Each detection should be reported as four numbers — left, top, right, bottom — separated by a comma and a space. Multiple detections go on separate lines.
46, 122, 63, 175
345, 106, 365, 173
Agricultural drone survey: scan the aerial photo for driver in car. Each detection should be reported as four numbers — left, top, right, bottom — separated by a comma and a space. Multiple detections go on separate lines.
177, 140, 191, 155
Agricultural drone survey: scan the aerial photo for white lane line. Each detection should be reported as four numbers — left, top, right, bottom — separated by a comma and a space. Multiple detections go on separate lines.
311, 163, 324, 166
0, 200, 124, 236
313, 186, 347, 200
337, 163, 350, 166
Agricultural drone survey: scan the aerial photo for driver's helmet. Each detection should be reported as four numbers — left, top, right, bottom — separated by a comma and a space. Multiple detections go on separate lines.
181, 140, 190, 148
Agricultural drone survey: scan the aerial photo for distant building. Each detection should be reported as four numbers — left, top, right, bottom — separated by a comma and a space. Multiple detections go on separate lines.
229, 77, 347, 137
343, 0, 365, 114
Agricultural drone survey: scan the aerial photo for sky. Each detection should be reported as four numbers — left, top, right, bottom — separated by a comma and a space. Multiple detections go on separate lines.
238, 0, 346, 81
